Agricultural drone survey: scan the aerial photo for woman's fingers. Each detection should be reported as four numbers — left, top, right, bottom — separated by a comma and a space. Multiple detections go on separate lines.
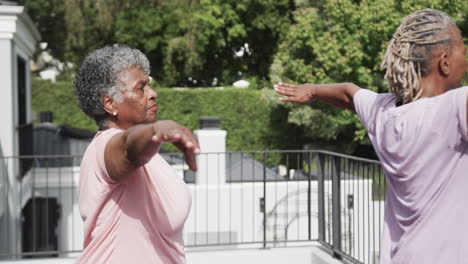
180, 127, 200, 153
179, 132, 199, 171
274, 83, 298, 102
152, 121, 200, 171
275, 82, 315, 103
152, 126, 197, 148
173, 141, 199, 171
184, 150, 197, 171
190, 135, 200, 154
274, 83, 298, 96
274, 87, 293, 96
156, 129, 184, 143
180, 133, 198, 153
279, 82, 298, 89
177, 130, 200, 171
277, 82, 298, 90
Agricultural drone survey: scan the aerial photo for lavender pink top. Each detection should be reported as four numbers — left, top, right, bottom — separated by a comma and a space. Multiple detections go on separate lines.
76, 128, 192, 264
354, 87, 468, 264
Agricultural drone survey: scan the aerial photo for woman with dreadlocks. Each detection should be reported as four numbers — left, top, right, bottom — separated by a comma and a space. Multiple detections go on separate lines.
275, 9, 467, 264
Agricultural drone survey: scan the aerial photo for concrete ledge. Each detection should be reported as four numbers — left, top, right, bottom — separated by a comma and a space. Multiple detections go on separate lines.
187, 244, 344, 264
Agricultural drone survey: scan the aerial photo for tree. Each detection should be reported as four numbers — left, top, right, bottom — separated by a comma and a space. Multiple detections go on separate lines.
159, 0, 295, 86
20, 0, 159, 64
18, 0, 67, 60
113, 2, 174, 82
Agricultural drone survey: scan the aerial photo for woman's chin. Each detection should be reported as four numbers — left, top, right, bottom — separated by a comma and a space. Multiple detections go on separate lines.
144, 115, 157, 124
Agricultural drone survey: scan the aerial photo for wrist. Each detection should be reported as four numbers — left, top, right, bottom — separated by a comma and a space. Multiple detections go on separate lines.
306, 84, 317, 101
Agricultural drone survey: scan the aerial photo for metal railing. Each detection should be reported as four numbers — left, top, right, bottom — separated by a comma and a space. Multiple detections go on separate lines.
0, 150, 386, 263
314, 151, 386, 264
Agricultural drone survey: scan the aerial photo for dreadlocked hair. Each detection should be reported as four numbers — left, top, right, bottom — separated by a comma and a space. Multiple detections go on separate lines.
381, 9, 455, 105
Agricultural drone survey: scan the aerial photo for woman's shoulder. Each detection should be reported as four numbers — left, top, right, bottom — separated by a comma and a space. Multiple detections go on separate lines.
435, 86, 468, 100
95, 127, 123, 138
354, 89, 396, 109
92, 128, 123, 144
449, 86, 468, 96
83, 128, 123, 157
81, 128, 124, 184
425, 86, 468, 109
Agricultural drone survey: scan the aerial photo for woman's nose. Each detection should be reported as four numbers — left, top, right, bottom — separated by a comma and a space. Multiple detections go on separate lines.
149, 87, 158, 99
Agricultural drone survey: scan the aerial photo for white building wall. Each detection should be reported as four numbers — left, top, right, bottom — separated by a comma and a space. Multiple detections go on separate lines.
0, 5, 40, 258
0, 38, 22, 257
0, 38, 14, 157
0, 145, 8, 254
0, 40, 12, 219
0, 4, 40, 158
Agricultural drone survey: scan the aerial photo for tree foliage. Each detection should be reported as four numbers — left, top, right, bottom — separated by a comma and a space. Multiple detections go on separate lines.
19, 0, 157, 63
21, 0, 294, 86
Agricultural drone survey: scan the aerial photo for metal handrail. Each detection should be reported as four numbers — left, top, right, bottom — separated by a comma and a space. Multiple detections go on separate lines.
0, 150, 384, 263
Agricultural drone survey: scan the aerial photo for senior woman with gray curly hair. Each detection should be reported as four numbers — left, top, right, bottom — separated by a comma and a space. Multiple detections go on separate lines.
74, 44, 199, 264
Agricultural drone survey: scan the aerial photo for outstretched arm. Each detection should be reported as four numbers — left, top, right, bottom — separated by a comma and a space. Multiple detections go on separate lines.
105, 120, 200, 183
274, 82, 361, 111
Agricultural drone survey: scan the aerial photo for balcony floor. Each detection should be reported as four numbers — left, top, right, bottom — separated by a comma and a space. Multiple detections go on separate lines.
0, 243, 344, 264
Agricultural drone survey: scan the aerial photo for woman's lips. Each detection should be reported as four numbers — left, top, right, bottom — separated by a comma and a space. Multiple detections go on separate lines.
149, 105, 158, 111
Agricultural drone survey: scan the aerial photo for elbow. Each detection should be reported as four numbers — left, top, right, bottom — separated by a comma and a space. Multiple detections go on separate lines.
344, 82, 361, 98
344, 82, 360, 90
125, 147, 151, 168
343, 83, 361, 112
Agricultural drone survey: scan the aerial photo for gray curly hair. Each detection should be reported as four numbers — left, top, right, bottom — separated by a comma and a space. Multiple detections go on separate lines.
381, 9, 456, 104
74, 44, 150, 128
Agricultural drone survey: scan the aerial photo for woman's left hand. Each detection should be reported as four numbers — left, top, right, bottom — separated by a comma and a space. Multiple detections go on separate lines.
151, 121, 200, 171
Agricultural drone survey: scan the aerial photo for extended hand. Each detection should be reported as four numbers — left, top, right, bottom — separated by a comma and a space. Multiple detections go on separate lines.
151, 120, 200, 171
274, 82, 316, 103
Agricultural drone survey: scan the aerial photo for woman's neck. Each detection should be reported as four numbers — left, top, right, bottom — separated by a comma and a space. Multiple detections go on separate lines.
419, 74, 450, 98
102, 120, 126, 131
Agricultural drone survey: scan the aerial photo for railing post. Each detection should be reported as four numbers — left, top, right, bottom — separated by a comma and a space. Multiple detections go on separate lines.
332, 156, 342, 257
262, 152, 267, 248
317, 153, 325, 242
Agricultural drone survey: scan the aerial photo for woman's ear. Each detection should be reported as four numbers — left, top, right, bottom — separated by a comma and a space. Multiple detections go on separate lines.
438, 52, 450, 77
102, 95, 117, 116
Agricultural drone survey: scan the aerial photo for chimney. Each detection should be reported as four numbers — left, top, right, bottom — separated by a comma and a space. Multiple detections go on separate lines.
199, 116, 220, 130
194, 116, 226, 185
38, 111, 53, 123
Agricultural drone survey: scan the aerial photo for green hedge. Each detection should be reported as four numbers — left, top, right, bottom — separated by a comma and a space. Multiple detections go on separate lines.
31, 79, 303, 151
156, 87, 306, 151
32, 79, 98, 130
